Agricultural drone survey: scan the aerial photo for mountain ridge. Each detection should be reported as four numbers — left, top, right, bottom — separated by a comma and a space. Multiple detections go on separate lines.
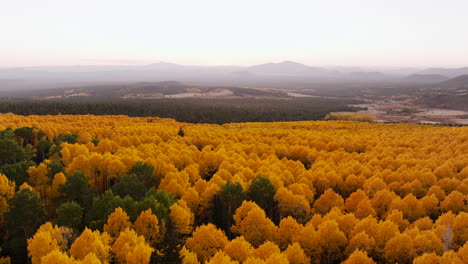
415, 67, 468, 78
403, 74, 450, 83
437, 74, 468, 89
1, 61, 467, 91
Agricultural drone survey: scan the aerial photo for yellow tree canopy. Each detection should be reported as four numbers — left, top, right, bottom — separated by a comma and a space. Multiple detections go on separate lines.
231, 201, 276, 247
103, 207, 131, 239
112, 228, 153, 264
169, 201, 194, 236
134, 209, 161, 246
70, 228, 111, 263
186, 224, 228, 262
342, 249, 376, 264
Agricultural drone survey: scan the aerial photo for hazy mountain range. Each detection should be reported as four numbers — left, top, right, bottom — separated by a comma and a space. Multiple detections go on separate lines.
437, 74, 468, 89
1, 61, 468, 91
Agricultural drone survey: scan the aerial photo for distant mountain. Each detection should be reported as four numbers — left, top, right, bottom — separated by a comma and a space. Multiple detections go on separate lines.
247, 61, 330, 76
416, 75, 468, 111
229, 71, 256, 77
144, 62, 183, 68
330, 66, 422, 76
137, 62, 187, 71
416, 67, 468, 78
403, 74, 450, 83
346, 71, 386, 80
437, 74, 468, 89
1, 61, 462, 92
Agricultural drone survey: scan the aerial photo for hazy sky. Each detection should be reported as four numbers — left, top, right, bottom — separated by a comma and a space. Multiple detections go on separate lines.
1, 0, 467, 67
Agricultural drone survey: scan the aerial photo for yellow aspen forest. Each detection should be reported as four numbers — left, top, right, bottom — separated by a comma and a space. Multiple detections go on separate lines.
0, 114, 466, 264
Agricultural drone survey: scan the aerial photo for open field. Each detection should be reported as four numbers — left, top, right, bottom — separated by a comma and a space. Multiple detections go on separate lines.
334, 100, 468, 125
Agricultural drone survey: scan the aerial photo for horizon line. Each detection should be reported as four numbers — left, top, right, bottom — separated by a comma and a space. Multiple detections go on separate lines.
1, 60, 467, 69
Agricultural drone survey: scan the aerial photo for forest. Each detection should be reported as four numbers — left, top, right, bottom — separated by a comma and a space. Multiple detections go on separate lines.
0, 114, 466, 264
0, 98, 360, 124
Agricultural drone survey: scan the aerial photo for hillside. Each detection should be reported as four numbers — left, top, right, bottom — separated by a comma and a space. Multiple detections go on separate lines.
437, 74, 468, 89
0, 61, 419, 91
246, 61, 330, 76
412, 75, 468, 111
415, 67, 468, 78
402, 74, 449, 83
0, 115, 466, 263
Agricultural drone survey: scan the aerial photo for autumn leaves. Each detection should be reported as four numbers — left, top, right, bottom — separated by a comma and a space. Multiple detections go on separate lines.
0, 114, 466, 263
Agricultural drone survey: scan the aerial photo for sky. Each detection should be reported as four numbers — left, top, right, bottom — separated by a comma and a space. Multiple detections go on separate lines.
1, 0, 467, 68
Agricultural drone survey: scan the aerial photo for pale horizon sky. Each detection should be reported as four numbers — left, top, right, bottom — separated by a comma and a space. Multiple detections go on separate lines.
1, 0, 467, 68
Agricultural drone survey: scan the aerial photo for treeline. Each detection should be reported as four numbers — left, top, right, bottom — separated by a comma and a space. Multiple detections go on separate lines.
324, 113, 376, 122
0, 98, 361, 124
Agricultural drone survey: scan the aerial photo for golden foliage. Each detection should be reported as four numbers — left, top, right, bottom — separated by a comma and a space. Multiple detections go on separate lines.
274, 187, 310, 223
384, 233, 416, 264
284, 243, 311, 264
231, 201, 276, 247
27, 229, 59, 264
223, 236, 254, 262
180, 247, 200, 264
205, 251, 238, 264
185, 224, 228, 262
277, 216, 303, 250
39, 249, 75, 264
134, 209, 161, 246
112, 228, 153, 264
5, 114, 465, 264
169, 201, 194, 235
104, 207, 131, 239
0, 174, 15, 224
342, 249, 376, 264
313, 189, 344, 214
27, 222, 75, 264
70, 228, 110, 263
253, 241, 280, 260
0, 257, 9, 264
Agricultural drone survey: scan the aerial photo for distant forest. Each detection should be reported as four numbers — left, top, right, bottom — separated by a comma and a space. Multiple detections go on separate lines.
0, 98, 361, 124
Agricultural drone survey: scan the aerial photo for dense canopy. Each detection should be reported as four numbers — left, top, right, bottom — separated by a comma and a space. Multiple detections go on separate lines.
0, 114, 465, 263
